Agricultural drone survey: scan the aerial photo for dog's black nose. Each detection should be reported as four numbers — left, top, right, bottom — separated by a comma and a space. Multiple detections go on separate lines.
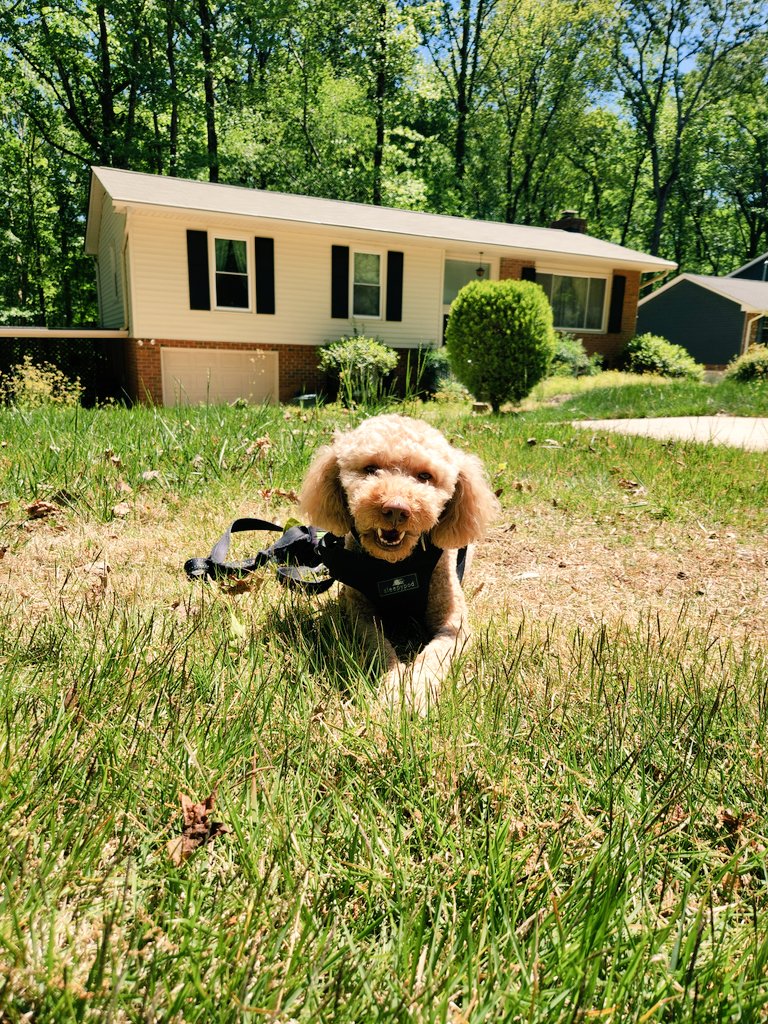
381, 498, 411, 526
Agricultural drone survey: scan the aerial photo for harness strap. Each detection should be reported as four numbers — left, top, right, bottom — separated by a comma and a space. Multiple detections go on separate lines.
185, 519, 467, 604
184, 517, 335, 593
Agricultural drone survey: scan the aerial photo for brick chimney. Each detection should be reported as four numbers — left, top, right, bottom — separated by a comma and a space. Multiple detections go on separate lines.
550, 210, 588, 234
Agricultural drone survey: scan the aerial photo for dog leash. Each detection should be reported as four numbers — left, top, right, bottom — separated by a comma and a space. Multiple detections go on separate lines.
183, 517, 335, 593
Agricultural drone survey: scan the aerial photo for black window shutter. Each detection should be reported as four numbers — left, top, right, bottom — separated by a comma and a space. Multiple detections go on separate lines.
521, 266, 537, 282
254, 237, 275, 314
186, 230, 210, 310
385, 251, 404, 321
331, 245, 350, 318
608, 274, 626, 333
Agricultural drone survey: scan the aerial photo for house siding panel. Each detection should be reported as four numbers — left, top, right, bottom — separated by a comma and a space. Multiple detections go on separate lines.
96, 198, 127, 328
127, 214, 443, 348
637, 279, 743, 364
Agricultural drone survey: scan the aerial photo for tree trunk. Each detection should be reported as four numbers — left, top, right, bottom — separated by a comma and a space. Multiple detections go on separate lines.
198, 0, 219, 182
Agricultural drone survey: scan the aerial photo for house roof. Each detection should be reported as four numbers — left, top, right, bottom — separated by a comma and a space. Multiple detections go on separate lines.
638, 273, 768, 314
727, 252, 768, 278
86, 166, 676, 273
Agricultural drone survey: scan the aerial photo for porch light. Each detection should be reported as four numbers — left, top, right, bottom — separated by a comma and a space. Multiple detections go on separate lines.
476, 253, 485, 278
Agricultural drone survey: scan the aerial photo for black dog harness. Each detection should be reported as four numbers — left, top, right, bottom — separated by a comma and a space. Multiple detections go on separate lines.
185, 519, 466, 621
319, 532, 446, 621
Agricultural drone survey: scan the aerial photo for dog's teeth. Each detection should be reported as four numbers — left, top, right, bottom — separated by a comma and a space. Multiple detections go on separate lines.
376, 528, 403, 546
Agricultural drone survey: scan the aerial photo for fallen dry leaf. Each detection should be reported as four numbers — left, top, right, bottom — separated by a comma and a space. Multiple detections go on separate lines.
84, 559, 110, 577
617, 478, 647, 496
717, 807, 755, 834
112, 501, 132, 518
246, 435, 272, 458
26, 499, 60, 520
166, 790, 230, 866
260, 487, 299, 503
142, 469, 161, 482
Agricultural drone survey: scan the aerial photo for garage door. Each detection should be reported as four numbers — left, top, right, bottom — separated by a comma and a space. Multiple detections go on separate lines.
161, 348, 279, 406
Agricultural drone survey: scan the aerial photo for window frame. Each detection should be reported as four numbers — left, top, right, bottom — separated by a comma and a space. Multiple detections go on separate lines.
211, 234, 253, 312
536, 268, 609, 333
351, 249, 384, 320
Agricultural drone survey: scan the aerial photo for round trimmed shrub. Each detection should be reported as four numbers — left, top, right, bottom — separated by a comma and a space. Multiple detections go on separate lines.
550, 332, 603, 378
724, 344, 768, 382
618, 333, 703, 380
319, 335, 398, 406
445, 279, 556, 411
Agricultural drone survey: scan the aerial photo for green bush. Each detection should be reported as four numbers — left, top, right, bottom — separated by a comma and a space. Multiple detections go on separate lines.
550, 332, 603, 378
445, 279, 556, 412
404, 345, 453, 398
618, 333, 703, 380
0, 354, 83, 407
318, 335, 399, 407
724, 344, 768, 382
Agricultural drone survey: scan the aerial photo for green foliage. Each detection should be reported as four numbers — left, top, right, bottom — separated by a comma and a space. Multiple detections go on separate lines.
402, 345, 453, 398
445, 279, 556, 411
318, 335, 399, 407
549, 331, 603, 377
724, 344, 768, 382
618, 333, 704, 380
0, 354, 82, 407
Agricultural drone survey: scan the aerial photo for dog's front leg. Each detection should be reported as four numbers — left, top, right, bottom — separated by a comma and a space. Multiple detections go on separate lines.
341, 589, 406, 686
382, 554, 468, 714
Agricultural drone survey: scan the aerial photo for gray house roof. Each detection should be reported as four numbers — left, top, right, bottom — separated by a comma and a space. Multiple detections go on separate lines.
638, 273, 768, 314
727, 253, 768, 279
86, 166, 676, 274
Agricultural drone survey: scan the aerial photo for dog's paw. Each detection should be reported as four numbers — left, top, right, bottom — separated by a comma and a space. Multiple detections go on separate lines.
379, 663, 408, 705
378, 663, 439, 716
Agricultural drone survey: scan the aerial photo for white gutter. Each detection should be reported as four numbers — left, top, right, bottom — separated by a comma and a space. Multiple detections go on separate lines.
0, 328, 129, 338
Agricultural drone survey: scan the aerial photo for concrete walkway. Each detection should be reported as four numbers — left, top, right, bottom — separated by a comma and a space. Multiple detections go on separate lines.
572, 416, 768, 451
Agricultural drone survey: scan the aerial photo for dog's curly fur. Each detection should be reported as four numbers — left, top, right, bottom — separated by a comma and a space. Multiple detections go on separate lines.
299, 414, 499, 710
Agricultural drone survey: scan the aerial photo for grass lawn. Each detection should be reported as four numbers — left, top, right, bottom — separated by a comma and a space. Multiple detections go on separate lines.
1, 378, 767, 1022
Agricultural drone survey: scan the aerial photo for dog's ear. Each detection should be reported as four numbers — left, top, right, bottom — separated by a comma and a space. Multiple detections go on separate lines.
431, 452, 499, 550
298, 443, 353, 535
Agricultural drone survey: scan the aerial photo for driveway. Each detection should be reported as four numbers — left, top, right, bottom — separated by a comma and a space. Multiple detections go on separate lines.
571, 416, 768, 451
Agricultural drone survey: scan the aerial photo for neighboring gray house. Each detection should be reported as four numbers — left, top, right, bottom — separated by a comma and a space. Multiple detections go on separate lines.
637, 252, 768, 367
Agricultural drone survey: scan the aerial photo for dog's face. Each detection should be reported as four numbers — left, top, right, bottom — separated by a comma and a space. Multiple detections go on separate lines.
299, 414, 499, 563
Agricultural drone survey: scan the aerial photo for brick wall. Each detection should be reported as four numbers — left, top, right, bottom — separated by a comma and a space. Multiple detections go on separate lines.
499, 261, 640, 363
126, 339, 424, 405
127, 339, 326, 404
499, 258, 536, 280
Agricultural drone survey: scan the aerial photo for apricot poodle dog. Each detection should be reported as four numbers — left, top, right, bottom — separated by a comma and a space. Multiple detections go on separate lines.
299, 414, 499, 710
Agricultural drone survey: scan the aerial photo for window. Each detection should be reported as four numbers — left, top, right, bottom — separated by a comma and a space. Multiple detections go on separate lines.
214, 237, 249, 309
536, 273, 606, 331
443, 259, 491, 305
353, 252, 381, 317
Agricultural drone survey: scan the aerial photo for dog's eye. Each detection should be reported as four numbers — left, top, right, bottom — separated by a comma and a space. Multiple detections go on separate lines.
363, 464, 379, 475
417, 471, 433, 483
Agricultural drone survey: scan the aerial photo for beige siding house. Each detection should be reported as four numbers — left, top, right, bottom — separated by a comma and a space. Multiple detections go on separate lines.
85, 167, 676, 406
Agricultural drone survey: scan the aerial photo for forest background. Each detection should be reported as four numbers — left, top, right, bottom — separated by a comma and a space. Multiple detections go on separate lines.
1, 0, 768, 332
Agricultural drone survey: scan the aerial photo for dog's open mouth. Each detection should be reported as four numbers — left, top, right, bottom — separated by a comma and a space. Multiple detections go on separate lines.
375, 527, 406, 548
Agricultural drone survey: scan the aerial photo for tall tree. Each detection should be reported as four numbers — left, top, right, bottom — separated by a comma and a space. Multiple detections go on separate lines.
483, 0, 613, 225
614, 0, 768, 256
416, 0, 507, 208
